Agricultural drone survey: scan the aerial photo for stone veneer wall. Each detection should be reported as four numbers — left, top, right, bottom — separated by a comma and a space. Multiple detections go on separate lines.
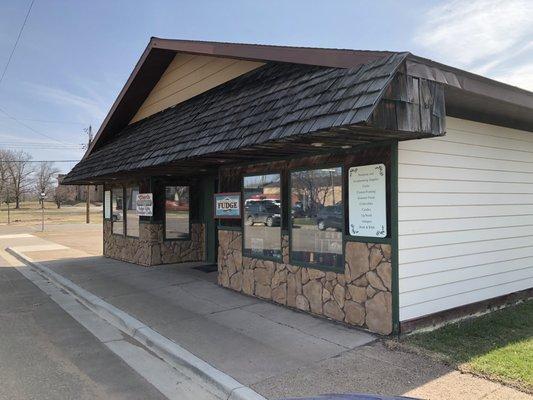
218, 229, 392, 335
103, 220, 205, 266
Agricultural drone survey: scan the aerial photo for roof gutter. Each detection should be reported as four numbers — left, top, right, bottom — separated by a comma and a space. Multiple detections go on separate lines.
406, 55, 533, 109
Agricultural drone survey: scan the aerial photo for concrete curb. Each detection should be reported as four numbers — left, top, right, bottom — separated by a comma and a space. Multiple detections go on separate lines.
7, 247, 267, 400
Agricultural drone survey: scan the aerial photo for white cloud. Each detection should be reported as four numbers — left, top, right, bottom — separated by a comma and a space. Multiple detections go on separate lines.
24, 82, 107, 124
414, 0, 533, 91
494, 64, 533, 92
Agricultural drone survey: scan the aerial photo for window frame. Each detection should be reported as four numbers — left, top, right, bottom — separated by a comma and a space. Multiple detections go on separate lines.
241, 171, 284, 263
111, 186, 125, 236
163, 185, 192, 241
288, 164, 345, 273
124, 186, 140, 238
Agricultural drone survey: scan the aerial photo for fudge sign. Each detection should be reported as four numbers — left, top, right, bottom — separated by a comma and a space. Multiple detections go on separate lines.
348, 164, 387, 238
136, 193, 153, 217
214, 193, 241, 219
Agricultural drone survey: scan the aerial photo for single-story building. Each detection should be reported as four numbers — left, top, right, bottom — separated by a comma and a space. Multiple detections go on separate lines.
62, 38, 533, 335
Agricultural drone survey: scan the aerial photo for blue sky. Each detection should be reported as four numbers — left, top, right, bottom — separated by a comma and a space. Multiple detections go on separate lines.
0, 0, 532, 173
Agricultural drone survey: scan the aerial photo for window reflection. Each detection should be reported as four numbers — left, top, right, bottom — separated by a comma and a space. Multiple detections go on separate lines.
290, 167, 343, 269
243, 174, 282, 260
165, 186, 190, 239
112, 187, 124, 235
126, 186, 139, 237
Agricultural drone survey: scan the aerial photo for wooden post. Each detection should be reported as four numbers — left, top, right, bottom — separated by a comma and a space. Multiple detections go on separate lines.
40, 192, 45, 232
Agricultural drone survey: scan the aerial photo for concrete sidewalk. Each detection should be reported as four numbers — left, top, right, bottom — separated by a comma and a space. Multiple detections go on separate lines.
6, 232, 532, 400
9, 238, 376, 387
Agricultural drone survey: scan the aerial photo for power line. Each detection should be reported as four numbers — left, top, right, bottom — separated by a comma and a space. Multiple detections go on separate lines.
0, 147, 84, 150
0, 106, 74, 144
0, 116, 85, 125
0, 0, 79, 146
0, 159, 80, 163
0, 140, 83, 145
0, 0, 35, 87
0, 141, 84, 148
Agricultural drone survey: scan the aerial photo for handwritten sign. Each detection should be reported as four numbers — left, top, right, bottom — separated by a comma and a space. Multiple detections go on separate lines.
214, 193, 241, 219
348, 164, 387, 238
136, 193, 153, 217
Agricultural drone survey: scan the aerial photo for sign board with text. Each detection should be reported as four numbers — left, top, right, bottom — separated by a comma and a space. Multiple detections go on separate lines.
104, 190, 111, 219
136, 193, 153, 217
348, 164, 387, 238
214, 192, 241, 219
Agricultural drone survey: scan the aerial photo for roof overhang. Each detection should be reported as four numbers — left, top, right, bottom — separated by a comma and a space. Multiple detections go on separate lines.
406, 55, 533, 132
86, 38, 394, 157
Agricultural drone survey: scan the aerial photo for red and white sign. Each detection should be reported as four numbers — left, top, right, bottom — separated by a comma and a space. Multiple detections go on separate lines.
136, 193, 153, 217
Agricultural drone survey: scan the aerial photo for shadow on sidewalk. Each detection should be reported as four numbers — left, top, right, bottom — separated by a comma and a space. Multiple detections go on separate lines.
13, 250, 508, 400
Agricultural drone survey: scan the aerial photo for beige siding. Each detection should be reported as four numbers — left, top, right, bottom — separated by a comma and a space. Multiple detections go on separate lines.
398, 117, 533, 321
130, 54, 264, 123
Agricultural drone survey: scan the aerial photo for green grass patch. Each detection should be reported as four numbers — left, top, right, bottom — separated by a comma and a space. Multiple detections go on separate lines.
405, 300, 533, 392
0, 201, 102, 224
293, 218, 315, 226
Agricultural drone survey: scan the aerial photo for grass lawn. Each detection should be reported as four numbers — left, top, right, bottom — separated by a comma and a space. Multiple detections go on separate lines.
0, 201, 102, 225
293, 217, 315, 226
405, 300, 533, 393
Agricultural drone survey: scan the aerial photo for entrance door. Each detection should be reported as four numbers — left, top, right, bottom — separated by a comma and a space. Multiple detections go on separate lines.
201, 176, 218, 264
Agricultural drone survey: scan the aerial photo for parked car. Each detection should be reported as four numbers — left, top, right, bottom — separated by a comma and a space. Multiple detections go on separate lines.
316, 203, 343, 231
291, 202, 306, 218
244, 200, 281, 227
112, 211, 122, 221
165, 199, 189, 211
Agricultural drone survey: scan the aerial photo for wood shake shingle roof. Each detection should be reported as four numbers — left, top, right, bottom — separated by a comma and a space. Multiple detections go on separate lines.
64, 52, 407, 183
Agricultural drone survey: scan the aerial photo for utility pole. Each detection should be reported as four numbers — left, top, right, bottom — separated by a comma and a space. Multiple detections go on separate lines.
85, 126, 93, 224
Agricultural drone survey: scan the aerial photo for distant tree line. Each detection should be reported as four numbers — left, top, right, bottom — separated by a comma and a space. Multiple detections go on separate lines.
0, 149, 75, 209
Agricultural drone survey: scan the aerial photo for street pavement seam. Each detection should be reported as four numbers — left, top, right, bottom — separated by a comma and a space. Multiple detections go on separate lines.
239, 304, 357, 350
6, 246, 268, 400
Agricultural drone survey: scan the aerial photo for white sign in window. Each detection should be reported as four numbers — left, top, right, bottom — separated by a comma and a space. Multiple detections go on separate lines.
104, 190, 111, 219
136, 193, 153, 217
348, 164, 387, 238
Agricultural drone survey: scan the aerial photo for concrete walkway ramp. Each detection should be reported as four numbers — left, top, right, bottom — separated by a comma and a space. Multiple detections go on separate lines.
10, 240, 375, 391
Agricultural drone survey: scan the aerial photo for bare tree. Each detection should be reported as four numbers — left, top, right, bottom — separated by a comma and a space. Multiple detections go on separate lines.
292, 170, 332, 217
0, 149, 12, 202
54, 175, 76, 208
34, 161, 59, 202
6, 150, 34, 209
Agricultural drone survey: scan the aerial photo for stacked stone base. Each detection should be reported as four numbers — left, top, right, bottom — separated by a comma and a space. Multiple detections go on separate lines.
218, 229, 392, 335
103, 221, 205, 266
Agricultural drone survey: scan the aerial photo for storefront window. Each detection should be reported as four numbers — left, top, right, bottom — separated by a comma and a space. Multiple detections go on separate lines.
125, 186, 139, 237
165, 186, 190, 239
290, 167, 343, 270
112, 187, 124, 235
243, 174, 282, 260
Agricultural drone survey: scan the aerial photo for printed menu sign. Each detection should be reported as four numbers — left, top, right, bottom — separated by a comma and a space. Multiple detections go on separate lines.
104, 190, 111, 219
348, 164, 387, 238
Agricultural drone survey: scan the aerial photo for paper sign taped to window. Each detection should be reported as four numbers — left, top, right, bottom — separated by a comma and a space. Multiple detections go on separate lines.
104, 190, 111, 219
136, 193, 153, 217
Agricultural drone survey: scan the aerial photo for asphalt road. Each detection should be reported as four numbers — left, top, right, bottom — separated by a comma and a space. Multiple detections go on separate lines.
0, 252, 167, 400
